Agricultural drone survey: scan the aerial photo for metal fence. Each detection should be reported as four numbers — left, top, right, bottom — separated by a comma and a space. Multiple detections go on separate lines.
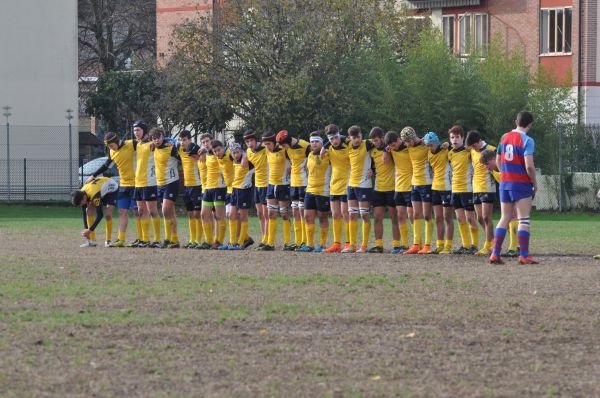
1, 123, 600, 210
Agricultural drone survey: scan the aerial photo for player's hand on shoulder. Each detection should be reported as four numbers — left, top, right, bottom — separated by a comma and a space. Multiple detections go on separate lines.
441, 142, 450, 149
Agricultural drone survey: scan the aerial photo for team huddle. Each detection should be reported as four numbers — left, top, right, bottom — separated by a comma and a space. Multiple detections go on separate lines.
72, 112, 539, 264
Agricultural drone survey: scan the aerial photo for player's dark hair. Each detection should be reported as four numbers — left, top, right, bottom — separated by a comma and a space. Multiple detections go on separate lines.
348, 125, 361, 137
480, 149, 496, 165
211, 140, 223, 148
179, 130, 192, 139
448, 125, 465, 137
104, 131, 119, 145
149, 128, 164, 139
324, 124, 339, 135
369, 127, 384, 139
243, 129, 257, 140
71, 190, 85, 206
465, 130, 482, 146
516, 111, 534, 128
310, 130, 323, 137
384, 131, 399, 146
262, 131, 276, 142
200, 133, 213, 141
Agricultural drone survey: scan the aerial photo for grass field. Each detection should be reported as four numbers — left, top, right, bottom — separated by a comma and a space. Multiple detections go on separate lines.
1, 205, 600, 397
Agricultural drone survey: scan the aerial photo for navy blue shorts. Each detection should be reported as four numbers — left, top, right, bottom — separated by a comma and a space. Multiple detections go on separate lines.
473, 192, 496, 204
102, 191, 118, 207
431, 190, 452, 207
394, 191, 412, 207
290, 186, 306, 201
134, 186, 157, 202
499, 189, 532, 203
304, 193, 331, 213
267, 184, 290, 201
347, 186, 372, 202
411, 185, 432, 203
203, 187, 227, 205
451, 192, 474, 211
157, 181, 179, 202
183, 186, 202, 211
231, 188, 253, 209
372, 190, 395, 208
254, 187, 268, 205
117, 186, 137, 210
329, 194, 348, 202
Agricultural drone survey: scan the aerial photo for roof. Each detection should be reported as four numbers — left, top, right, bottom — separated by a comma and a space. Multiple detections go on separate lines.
79, 131, 103, 146
404, 0, 481, 9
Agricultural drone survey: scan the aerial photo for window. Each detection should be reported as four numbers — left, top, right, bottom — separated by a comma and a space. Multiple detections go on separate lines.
442, 15, 455, 51
458, 13, 488, 56
540, 8, 572, 54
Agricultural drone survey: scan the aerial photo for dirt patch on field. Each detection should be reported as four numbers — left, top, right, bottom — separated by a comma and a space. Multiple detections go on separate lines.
1, 233, 600, 397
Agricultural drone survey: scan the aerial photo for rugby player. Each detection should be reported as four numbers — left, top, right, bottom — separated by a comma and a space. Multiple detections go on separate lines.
297, 131, 331, 252
490, 111, 539, 265
244, 130, 268, 248
71, 177, 118, 247
177, 130, 203, 249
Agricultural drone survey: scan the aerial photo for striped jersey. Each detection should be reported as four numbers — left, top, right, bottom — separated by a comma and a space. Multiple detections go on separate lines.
153, 144, 179, 186
498, 129, 534, 192
348, 140, 374, 188
232, 160, 255, 189
306, 151, 332, 196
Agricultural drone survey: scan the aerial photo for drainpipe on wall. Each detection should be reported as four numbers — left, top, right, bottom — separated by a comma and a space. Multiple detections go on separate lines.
577, 0, 583, 125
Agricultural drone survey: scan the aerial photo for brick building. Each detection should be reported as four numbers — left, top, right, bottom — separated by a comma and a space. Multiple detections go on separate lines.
156, 0, 600, 124
402, 0, 600, 123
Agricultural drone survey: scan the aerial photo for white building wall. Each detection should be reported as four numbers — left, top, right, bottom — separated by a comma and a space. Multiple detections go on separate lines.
0, 0, 78, 161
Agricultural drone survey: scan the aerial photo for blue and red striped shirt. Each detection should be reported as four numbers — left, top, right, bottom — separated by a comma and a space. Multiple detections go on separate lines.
497, 129, 534, 192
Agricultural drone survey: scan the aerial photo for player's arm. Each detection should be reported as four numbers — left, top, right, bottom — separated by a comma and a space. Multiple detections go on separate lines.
524, 155, 537, 193
82, 205, 89, 229
88, 205, 104, 232
88, 156, 113, 182
320, 142, 330, 159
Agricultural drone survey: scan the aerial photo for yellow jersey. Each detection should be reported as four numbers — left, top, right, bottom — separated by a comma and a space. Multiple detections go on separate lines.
347, 140, 374, 188
371, 146, 395, 192
389, 145, 413, 192
471, 143, 497, 193
408, 144, 432, 186
306, 151, 332, 196
492, 169, 501, 183
178, 144, 201, 187
428, 147, 451, 191
134, 140, 156, 188
204, 152, 226, 189
286, 139, 310, 187
217, 149, 235, 193
197, 157, 207, 187
246, 145, 268, 188
326, 142, 350, 196
267, 146, 290, 185
448, 146, 473, 193
153, 144, 179, 186
82, 177, 118, 207
108, 139, 136, 187
232, 160, 255, 189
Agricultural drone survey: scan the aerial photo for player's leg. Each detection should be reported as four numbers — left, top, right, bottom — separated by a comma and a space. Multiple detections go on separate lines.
342, 199, 351, 249
222, 203, 238, 249
514, 194, 537, 264
262, 195, 279, 250
405, 193, 423, 254
291, 189, 303, 249
344, 191, 359, 253
432, 203, 444, 254
145, 188, 161, 246
201, 189, 215, 247
478, 200, 494, 255
490, 199, 514, 263
280, 199, 292, 250
325, 198, 343, 252
299, 204, 316, 252
370, 204, 385, 252
357, 195, 371, 253
418, 189, 433, 254
316, 196, 330, 252
465, 195, 479, 253
213, 203, 226, 248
